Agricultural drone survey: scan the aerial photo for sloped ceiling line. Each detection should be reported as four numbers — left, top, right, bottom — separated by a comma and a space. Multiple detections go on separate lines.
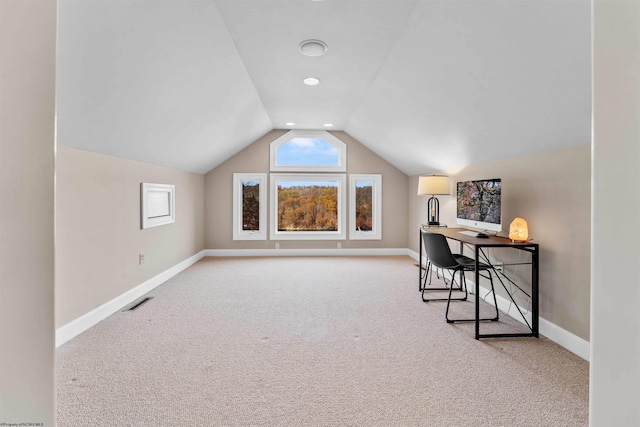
57, 0, 591, 176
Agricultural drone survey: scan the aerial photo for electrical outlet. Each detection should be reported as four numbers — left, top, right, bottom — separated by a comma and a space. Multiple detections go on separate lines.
275, 243, 280, 250
337, 242, 342, 249
139, 253, 144, 265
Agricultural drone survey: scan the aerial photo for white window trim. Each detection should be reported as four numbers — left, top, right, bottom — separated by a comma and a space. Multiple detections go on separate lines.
270, 173, 346, 241
233, 173, 267, 240
141, 183, 175, 229
349, 174, 382, 240
269, 130, 347, 172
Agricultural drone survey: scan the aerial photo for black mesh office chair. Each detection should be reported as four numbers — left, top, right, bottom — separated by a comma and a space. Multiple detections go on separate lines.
421, 231, 499, 323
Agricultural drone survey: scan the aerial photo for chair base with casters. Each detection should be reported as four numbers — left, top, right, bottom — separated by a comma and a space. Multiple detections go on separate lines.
421, 231, 500, 324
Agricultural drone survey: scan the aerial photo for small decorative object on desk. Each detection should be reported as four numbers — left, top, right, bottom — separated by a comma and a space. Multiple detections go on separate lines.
509, 217, 529, 242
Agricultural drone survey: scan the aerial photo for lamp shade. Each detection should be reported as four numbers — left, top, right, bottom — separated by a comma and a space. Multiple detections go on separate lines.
509, 217, 529, 242
417, 175, 450, 196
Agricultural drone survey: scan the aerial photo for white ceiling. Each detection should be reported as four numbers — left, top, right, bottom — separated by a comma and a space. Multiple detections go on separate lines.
56, 0, 591, 176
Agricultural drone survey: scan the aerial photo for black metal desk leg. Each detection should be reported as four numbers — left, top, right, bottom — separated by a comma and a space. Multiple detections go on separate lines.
419, 230, 423, 291
532, 247, 539, 337
475, 246, 481, 339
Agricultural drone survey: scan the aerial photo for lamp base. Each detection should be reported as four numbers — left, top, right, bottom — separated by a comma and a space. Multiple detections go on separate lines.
427, 196, 440, 228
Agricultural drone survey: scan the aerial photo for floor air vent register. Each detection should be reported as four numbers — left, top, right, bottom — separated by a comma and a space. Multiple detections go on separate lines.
123, 297, 153, 312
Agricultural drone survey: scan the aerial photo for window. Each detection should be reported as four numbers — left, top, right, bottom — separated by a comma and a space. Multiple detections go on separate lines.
349, 174, 382, 240
270, 130, 346, 172
231, 131, 381, 242
233, 173, 266, 240
270, 174, 346, 240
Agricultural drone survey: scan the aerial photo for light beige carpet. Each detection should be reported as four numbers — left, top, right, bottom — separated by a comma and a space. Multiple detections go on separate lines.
56, 256, 588, 426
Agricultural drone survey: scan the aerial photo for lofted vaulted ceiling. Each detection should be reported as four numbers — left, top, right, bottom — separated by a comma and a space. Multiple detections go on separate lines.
56, 0, 591, 176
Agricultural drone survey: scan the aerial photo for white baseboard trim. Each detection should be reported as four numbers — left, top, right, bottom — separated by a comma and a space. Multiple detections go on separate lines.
55, 250, 206, 348
538, 317, 590, 361
407, 249, 422, 265
422, 263, 590, 361
204, 248, 412, 257
482, 282, 589, 360
56, 247, 590, 361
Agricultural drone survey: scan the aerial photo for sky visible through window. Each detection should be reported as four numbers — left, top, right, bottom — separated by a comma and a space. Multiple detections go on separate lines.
277, 137, 339, 166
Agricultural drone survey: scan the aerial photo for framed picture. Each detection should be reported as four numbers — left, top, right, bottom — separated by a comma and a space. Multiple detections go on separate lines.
141, 183, 175, 229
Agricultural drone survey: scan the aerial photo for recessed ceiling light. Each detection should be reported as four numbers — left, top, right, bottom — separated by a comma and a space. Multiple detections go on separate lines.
285, 122, 296, 126
303, 77, 320, 86
299, 39, 328, 57
324, 123, 334, 127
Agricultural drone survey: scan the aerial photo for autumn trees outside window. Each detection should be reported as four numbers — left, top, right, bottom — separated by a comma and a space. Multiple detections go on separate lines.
270, 174, 347, 240
277, 183, 338, 231
349, 174, 382, 240
232, 131, 381, 241
268, 131, 349, 240
233, 173, 266, 240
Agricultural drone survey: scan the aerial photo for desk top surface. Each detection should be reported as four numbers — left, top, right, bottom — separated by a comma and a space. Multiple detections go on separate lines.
422, 227, 539, 248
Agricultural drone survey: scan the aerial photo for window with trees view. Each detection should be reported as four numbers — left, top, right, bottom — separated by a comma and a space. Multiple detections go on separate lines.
349, 174, 382, 240
232, 131, 382, 242
270, 174, 346, 240
233, 173, 266, 240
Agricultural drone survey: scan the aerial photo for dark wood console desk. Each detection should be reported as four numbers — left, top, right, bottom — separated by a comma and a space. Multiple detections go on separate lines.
419, 227, 539, 339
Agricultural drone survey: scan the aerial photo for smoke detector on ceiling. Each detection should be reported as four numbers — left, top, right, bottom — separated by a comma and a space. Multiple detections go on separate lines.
299, 39, 328, 57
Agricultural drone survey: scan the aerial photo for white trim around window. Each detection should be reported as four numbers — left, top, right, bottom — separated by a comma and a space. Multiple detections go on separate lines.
269, 130, 347, 172
349, 174, 382, 240
233, 173, 267, 240
270, 173, 346, 240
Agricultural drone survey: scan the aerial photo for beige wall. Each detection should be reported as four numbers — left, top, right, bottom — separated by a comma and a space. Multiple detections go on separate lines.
55, 146, 205, 328
591, 1, 640, 423
409, 143, 591, 341
0, 0, 56, 424
205, 130, 408, 249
